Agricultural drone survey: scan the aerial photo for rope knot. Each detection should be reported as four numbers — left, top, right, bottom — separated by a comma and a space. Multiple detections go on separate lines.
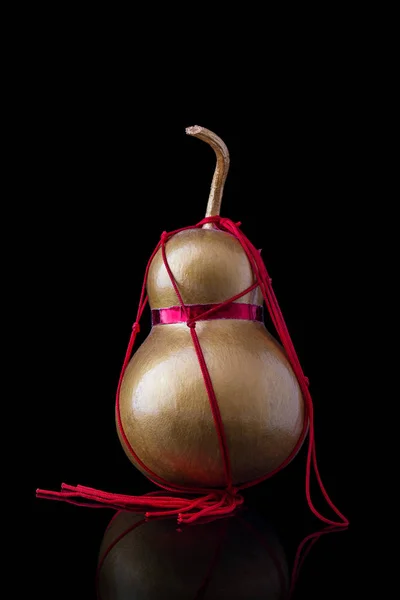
176, 488, 244, 524
161, 230, 168, 242
132, 322, 140, 333
187, 320, 196, 329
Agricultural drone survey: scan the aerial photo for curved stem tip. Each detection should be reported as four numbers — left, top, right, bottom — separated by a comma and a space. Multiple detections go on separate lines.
186, 125, 230, 220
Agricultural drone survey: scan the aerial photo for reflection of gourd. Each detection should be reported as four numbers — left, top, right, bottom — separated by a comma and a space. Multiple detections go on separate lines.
97, 510, 288, 600
118, 126, 305, 487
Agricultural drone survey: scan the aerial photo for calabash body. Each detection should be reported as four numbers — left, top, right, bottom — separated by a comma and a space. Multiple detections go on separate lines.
118, 229, 305, 487
97, 511, 289, 599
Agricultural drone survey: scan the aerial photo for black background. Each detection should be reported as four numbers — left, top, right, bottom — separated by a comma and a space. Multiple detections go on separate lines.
15, 28, 376, 598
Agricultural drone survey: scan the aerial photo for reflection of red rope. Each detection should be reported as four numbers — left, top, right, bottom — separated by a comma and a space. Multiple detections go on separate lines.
96, 514, 147, 600
37, 216, 349, 528
289, 525, 349, 598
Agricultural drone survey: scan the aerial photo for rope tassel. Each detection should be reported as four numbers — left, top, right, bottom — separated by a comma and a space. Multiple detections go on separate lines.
36, 484, 244, 524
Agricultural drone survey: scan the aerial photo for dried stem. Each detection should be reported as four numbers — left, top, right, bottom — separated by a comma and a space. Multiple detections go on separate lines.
186, 125, 230, 220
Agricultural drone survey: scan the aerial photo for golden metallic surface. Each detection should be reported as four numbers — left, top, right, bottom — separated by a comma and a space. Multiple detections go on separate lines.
98, 511, 288, 599
118, 227, 304, 487
119, 318, 303, 487
147, 228, 263, 308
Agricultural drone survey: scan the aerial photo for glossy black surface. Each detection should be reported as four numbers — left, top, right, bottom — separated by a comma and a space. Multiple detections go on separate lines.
24, 78, 364, 597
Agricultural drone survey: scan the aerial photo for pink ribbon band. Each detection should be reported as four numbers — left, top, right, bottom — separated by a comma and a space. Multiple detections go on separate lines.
151, 303, 264, 326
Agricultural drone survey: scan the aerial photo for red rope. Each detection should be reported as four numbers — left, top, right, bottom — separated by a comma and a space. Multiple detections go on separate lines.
36, 216, 349, 528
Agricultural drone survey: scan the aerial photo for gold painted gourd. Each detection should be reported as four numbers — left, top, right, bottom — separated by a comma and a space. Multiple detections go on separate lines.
118, 126, 305, 488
